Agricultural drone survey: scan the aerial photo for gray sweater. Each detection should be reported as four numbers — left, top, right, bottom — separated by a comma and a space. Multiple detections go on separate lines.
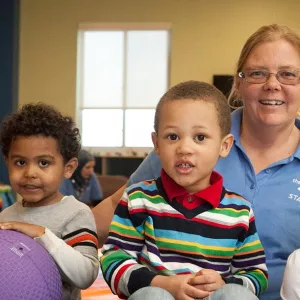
0, 195, 99, 299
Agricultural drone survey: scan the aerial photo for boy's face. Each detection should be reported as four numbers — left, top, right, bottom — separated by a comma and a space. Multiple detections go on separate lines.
5, 136, 77, 207
152, 99, 233, 193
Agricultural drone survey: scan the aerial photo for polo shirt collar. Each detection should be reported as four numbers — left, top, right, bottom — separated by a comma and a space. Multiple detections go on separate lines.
160, 169, 223, 208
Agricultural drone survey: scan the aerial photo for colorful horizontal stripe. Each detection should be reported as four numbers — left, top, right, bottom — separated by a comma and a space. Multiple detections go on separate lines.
64, 228, 99, 249
101, 179, 268, 298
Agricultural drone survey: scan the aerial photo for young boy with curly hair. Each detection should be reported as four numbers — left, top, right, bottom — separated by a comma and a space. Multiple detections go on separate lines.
101, 81, 268, 300
0, 103, 99, 300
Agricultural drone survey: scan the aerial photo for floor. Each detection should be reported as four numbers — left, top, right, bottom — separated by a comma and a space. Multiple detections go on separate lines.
81, 268, 120, 300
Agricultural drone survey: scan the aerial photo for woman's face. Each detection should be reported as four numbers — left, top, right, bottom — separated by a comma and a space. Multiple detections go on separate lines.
81, 160, 95, 179
237, 39, 300, 127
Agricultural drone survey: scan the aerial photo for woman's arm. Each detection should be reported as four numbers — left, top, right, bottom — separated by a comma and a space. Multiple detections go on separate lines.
92, 149, 162, 246
92, 185, 126, 247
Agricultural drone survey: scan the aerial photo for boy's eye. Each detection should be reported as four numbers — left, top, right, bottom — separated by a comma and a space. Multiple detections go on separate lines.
39, 160, 49, 167
167, 134, 179, 141
16, 160, 26, 166
195, 134, 205, 141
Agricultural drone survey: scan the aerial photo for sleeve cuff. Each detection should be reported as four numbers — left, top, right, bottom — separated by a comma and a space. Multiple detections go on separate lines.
223, 276, 243, 286
127, 267, 157, 295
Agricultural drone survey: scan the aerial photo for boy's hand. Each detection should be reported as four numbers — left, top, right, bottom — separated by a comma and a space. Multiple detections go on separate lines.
189, 269, 225, 292
0, 221, 45, 239
151, 274, 210, 300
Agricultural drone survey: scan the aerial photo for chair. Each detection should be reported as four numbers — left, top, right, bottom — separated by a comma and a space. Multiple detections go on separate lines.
96, 174, 128, 199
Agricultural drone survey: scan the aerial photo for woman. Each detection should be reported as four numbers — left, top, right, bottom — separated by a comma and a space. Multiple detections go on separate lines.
60, 150, 103, 206
93, 24, 300, 299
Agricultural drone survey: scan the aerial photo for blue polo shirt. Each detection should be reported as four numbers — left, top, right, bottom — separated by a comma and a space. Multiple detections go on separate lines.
128, 108, 300, 300
59, 172, 103, 204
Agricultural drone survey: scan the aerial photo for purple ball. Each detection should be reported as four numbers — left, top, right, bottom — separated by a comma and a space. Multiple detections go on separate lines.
0, 229, 62, 300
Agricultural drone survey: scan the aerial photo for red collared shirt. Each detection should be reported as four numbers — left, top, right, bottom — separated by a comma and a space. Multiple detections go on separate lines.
160, 169, 223, 210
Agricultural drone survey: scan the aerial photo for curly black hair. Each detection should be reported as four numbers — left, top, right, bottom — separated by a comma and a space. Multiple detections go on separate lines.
0, 103, 81, 163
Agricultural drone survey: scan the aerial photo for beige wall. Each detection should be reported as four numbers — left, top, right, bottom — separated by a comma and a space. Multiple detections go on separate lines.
19, 0, 300, 118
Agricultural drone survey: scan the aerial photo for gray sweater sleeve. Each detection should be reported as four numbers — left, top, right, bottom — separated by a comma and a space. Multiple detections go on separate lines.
35, 226, 99, 289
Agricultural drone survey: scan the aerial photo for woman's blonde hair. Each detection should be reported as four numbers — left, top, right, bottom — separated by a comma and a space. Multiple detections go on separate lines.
228, 24, 300, 116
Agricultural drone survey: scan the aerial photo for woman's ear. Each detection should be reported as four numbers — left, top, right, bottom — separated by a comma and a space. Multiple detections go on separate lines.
64, 158, 78, 179
219, 134, 234, 158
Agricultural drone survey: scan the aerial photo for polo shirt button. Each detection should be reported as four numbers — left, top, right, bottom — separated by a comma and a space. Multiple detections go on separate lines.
188, 197, 193, 203
265, 169, 270, 174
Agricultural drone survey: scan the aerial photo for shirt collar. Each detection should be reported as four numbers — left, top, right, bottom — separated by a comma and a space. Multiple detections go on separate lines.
160, 169, 223, 208
230, 108, 243, 146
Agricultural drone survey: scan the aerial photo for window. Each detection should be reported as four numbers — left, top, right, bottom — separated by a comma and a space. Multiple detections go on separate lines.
77, 23, 171, 156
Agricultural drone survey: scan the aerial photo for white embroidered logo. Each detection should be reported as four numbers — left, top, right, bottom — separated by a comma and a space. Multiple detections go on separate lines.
289, 179, 300, 202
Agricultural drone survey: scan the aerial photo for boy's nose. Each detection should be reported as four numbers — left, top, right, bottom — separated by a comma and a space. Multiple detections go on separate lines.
24, 166, 38, 179
176, 139, 194, 155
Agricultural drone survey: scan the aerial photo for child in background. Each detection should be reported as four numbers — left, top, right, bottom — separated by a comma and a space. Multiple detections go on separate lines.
281, 249, 300, 299
0, 103, 99, 300
60, 149, 103, 206
101, 81, 268, 300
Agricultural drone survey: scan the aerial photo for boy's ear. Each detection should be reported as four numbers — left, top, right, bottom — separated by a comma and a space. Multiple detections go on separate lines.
151, 132, 159, 155
64, 157, 78, 179
219, 134, 234, 158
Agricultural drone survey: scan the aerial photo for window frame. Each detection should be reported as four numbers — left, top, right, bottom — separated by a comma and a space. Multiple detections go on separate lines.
76, 23, 171, 157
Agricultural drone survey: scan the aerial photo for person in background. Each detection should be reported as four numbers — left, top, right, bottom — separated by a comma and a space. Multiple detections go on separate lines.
0, 103, 99, 300
101, 81, 268, 300
60, 149, 103, 206
93, 23, 300, 299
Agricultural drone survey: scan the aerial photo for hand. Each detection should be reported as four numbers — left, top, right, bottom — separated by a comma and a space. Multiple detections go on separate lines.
189, 269, 225, 293
0, 221, 45, 239
151, 274, 210, 300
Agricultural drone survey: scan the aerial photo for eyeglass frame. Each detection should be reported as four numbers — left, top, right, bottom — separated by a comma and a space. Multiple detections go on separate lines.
237, 69, 300, 85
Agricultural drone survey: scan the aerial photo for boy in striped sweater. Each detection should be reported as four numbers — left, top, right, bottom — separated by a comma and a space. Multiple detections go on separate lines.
0, 103, 99, 299
101, 81, 268, 300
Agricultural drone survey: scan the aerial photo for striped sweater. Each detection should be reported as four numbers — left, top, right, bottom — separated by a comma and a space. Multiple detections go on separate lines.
101, 178, 268, 298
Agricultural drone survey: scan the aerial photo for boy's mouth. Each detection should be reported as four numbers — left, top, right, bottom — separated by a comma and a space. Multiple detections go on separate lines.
21, 184, 41, 190
175, 161, 195, 174
177, 163, 194, 168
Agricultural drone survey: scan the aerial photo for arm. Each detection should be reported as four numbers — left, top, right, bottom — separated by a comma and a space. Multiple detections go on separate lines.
92, 185, 126, 247
0, 212, 99, 289
101, 190, 210, 300
101, 189, 153, 298
228, 209, 268, 296
92, 150, 161, 246
36, 226, 99, 289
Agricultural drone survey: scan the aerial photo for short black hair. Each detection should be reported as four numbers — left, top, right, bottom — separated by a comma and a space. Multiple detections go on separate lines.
0, 103, 81, 163
154, 81, 231, 137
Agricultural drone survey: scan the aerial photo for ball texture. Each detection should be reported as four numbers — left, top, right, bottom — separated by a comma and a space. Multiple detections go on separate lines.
0, 229, 62, 300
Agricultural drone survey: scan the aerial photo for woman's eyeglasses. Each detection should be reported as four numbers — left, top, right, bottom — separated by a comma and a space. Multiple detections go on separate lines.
238, 69, 300, 85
